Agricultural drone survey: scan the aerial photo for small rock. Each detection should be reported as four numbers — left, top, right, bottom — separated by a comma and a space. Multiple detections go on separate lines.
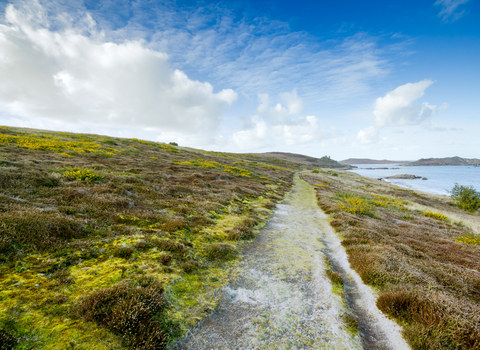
422, 177, 428, 180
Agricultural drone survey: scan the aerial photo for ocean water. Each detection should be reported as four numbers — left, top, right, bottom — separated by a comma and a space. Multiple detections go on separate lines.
348, 164, 480, 196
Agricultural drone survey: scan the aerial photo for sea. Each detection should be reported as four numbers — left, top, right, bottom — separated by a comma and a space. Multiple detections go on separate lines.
348, 164, 480, 196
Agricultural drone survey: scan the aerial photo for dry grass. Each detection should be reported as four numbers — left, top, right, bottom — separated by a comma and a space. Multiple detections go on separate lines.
302, 171, 480, 350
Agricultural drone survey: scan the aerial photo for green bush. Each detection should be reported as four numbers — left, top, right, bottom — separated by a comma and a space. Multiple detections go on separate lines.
451, 183, 480, 212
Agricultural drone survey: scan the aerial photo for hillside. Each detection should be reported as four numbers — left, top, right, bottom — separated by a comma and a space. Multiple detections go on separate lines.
340, 158, 405, 165
0, 125, 314, 349
249, 152, 350, 168
404, 156, 480, 166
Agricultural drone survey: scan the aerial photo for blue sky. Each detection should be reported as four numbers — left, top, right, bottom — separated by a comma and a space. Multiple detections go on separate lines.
0, 0, 478, 160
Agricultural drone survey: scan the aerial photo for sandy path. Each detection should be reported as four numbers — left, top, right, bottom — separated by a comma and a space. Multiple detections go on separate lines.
173, 175, 410, 350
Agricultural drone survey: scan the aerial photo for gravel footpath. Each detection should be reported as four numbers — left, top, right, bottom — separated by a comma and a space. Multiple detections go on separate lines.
172, 175, 410, 350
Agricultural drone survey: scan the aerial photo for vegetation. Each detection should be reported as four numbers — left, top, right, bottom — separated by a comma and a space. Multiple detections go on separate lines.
303, 171, 480, 350
0, 126, 295, 349
451, 183, 480, 212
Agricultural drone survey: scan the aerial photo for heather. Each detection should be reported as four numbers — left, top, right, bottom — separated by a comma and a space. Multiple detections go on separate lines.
0, 126, 297, 349
302, 170, 480, 350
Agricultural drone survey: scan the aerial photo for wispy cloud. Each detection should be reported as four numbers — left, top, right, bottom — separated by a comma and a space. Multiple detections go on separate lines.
434, 0, 471, 22
0, 0, 402, 151
79, 1, 395, 105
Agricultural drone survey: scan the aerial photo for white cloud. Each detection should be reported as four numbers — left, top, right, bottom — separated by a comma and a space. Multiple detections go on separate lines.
0, 1, 237, 142
357, 126, 379, 145
357, 80, 447, 147
272, 115, 322, 145
255, 89, 303, 126
373, 80, 436, 127
232, 92, 323, 150
434, 0, 471, 22
232, 115, 269, 150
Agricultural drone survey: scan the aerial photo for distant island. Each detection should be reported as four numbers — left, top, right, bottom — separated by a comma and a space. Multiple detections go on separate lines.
250, 152, 352, 169
340, 158, 405, 165
341, 156, 480, 167
404, 156, 480, 166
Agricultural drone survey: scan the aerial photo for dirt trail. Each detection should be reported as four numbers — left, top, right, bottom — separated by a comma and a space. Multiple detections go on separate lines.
173, 175, 410, 350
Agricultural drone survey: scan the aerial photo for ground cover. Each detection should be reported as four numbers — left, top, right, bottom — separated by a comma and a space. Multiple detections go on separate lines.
0, 126, 297, 349
302, 170, 480, 350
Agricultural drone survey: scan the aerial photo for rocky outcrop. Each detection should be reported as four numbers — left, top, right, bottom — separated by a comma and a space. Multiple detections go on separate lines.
386, 174, 422, 180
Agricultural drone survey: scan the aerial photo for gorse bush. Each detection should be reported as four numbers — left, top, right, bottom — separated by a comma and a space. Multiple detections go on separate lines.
454, 232, 480, 246
422, 211, 449, 221
62, 167, 103, 182
451, 183, 480, 212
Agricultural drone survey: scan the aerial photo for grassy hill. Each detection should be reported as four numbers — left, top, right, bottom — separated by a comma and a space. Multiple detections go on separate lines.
339, 158, 405, 165
250, 152, 350, 168
0, 126, 320, 349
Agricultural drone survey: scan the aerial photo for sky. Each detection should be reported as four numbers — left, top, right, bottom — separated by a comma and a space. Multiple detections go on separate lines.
0, 0, 478, 160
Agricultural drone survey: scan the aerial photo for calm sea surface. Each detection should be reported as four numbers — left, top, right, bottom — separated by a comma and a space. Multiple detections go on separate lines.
348, 164, 480, 196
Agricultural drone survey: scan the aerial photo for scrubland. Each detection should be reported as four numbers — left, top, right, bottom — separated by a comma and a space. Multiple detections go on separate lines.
302, 170, 480, 350
1, 125, 479, 350
0, 126, 296, 349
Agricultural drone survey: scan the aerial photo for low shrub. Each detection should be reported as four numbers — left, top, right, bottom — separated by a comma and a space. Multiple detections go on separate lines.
77, 277, 169, 349
204, 243, 237, 261
337, 198, 376, 217
152, 240, 186, 256
423, 211, 448, 222
454, 232, 480, 246
62, 167, 103, 182
0, 212, 87, 254
227, 219, 257, 240
181, 261, 200, 273
113, 247, 134, 259
157, 253, 173, 266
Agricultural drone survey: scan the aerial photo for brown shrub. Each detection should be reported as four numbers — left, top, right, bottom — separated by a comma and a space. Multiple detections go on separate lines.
0, 212, 87, 254
157, 253, 172, 266
113, 247, 134, 259
77, 277, 168, 349
51, 269, 74, 285
264, 201, 276, 209
189, 215, 214, 227
227, 224, 255, 241
377, 289, 480, 350
181, 261, 200, 273
160, 218, 186, 232
151, 240, 186, 256
204, 243, 237, 261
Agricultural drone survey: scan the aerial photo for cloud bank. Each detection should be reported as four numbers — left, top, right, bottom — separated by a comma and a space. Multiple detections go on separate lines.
0, 1, 236, 142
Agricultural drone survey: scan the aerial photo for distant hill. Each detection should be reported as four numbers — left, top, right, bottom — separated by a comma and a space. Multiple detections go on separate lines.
340, 158, 405, 165
405, 156, 480, 166
245, 152, 350, 169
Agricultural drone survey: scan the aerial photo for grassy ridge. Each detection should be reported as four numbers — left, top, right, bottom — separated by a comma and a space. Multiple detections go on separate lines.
302, 170, 480, 350
0, 126, 301, 349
